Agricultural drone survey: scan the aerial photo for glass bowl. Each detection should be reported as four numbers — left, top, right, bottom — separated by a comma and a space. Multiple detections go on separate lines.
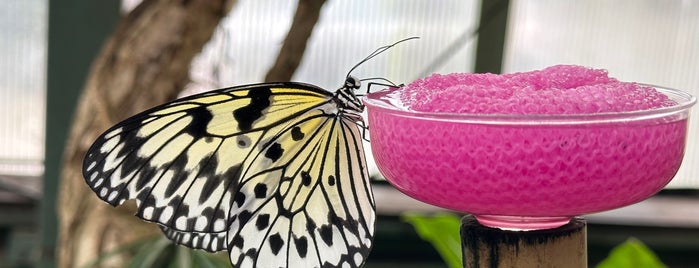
364, 85, 696, 230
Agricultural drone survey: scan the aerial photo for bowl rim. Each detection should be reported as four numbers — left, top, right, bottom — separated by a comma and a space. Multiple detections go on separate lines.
363, 84, 697, 125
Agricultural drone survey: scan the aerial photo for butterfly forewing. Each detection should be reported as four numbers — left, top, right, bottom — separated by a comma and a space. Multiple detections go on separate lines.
82, 82, 376, 267
83, 83, 333, 233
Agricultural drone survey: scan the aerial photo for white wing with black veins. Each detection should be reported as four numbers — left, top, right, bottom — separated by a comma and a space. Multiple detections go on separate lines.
83, 82, 375, 268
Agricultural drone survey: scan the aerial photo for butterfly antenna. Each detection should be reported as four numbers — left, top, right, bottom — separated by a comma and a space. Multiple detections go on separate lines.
360, 77, 397, 86
345, 37, 419, 78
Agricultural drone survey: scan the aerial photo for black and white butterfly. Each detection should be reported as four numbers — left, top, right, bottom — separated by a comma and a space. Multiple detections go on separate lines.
82, 38, 415, 267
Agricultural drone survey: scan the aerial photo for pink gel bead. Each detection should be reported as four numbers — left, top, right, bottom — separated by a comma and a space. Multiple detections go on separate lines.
401, 65, 675, 114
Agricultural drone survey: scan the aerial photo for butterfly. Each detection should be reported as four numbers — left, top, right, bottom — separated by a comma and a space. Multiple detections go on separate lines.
82, 37, 416, 268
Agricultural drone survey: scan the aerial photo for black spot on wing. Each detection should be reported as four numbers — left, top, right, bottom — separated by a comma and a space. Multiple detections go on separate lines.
168, 196, 197, 230
164, 154, 190, 198
238, 210, 252, 225
197, 157, 219, 202
184, 106, 213, 139
113, 130, 143, 160
291, 126, 305, 141
319, 224, 333, 246
268, 233, 284, 255
347, 217, 361, 234
117, 140, 146, 177
139, 187, 155, 207
254, 183, 267, 198
256, 214, 270, 230
198, 157, 240, 204
199, 207, 227, 232
134, 163, 158, 190
169, 195, 186, 213
234, 192, 246, 207
305, 217, 317, 233
108, 135, 152, 199
213, 208, 226, 222
236, 135, 251, 148
231, 235, 244, 249
327, 175, 335, 186
233, 87, 271, 131
301, 171, 312, 186
200, 207, 215, 220
294, 236, 309, 258
265, 142, 283, 162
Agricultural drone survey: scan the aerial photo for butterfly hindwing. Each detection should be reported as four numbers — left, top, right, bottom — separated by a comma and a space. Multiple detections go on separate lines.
227, 109, 375, 268
160, 226, 227, 252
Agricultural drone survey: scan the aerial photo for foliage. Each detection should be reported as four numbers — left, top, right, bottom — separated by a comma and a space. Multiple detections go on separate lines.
402, 213, 463, 268
596, 238, 666, 268
402, 213, 667, 268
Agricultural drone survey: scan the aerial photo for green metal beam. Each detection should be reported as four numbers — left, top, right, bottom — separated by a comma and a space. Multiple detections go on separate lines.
42, 0, 119, 267
0, 205, 37, 226
473, 0, 510, 74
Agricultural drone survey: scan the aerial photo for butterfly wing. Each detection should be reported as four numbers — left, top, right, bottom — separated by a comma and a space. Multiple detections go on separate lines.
83, 81, 376, 267
227, 109, 375, 268
160, 226, 227, 252
83, 82, 334, 236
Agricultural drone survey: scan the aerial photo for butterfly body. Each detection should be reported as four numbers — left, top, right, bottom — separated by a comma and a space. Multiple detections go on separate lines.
83, 79, 375, 267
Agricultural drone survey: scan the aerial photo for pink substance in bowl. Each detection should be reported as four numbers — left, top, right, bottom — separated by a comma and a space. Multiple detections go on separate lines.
365, 65, 696, 230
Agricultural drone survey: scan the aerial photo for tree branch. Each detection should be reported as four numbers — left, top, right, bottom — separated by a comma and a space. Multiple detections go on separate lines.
264, 0, 327, 82
57, 0, 235, 267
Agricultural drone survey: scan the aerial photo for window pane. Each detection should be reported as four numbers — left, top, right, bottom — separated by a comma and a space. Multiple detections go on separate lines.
0, 0, 46, 176
184, 0, 479, 90
505, 0, 699, 188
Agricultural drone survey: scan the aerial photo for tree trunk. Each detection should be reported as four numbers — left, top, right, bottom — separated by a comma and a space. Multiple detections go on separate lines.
56, 0, 235, 267
264, 0, 327, 82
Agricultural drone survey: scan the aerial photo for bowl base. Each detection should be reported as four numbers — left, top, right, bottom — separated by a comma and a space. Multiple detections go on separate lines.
475, 215, 572, 231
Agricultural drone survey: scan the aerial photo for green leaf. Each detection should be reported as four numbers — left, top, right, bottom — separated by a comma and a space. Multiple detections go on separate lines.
402, 213, 463, 268
192, 251, 230, 268
596, 238, 666, 268
128, 236, 172, 268
173, 245, 193, 268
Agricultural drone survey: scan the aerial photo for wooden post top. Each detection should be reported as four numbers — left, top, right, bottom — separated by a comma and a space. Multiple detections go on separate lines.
461, 215, 587, 268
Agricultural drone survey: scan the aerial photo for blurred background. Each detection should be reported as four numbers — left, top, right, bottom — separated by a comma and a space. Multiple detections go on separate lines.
1, 0, 698, 267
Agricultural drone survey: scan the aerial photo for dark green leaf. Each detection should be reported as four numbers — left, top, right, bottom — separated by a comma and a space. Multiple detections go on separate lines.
402, 213, 462, 268
596, 238, 666, 268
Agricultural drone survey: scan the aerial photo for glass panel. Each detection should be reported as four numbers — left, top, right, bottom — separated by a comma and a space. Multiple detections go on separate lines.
183, 0, 479, 90
0, 0, 47, 176
506, 0, 699, 188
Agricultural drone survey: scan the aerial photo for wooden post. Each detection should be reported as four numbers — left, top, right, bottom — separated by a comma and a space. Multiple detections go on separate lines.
461, 215, 587, 268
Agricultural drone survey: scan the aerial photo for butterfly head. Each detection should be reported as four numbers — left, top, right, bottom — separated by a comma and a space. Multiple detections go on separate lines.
344, 76, 361, 90
334, 75, 364, 115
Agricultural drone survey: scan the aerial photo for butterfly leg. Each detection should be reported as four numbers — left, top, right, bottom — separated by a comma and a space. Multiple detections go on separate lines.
364, 81, 403, 94
357, 120, 370, 142
342, 112, 371, 142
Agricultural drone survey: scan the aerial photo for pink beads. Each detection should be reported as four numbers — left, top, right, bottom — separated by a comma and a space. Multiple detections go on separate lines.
401, 65, 675, 114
